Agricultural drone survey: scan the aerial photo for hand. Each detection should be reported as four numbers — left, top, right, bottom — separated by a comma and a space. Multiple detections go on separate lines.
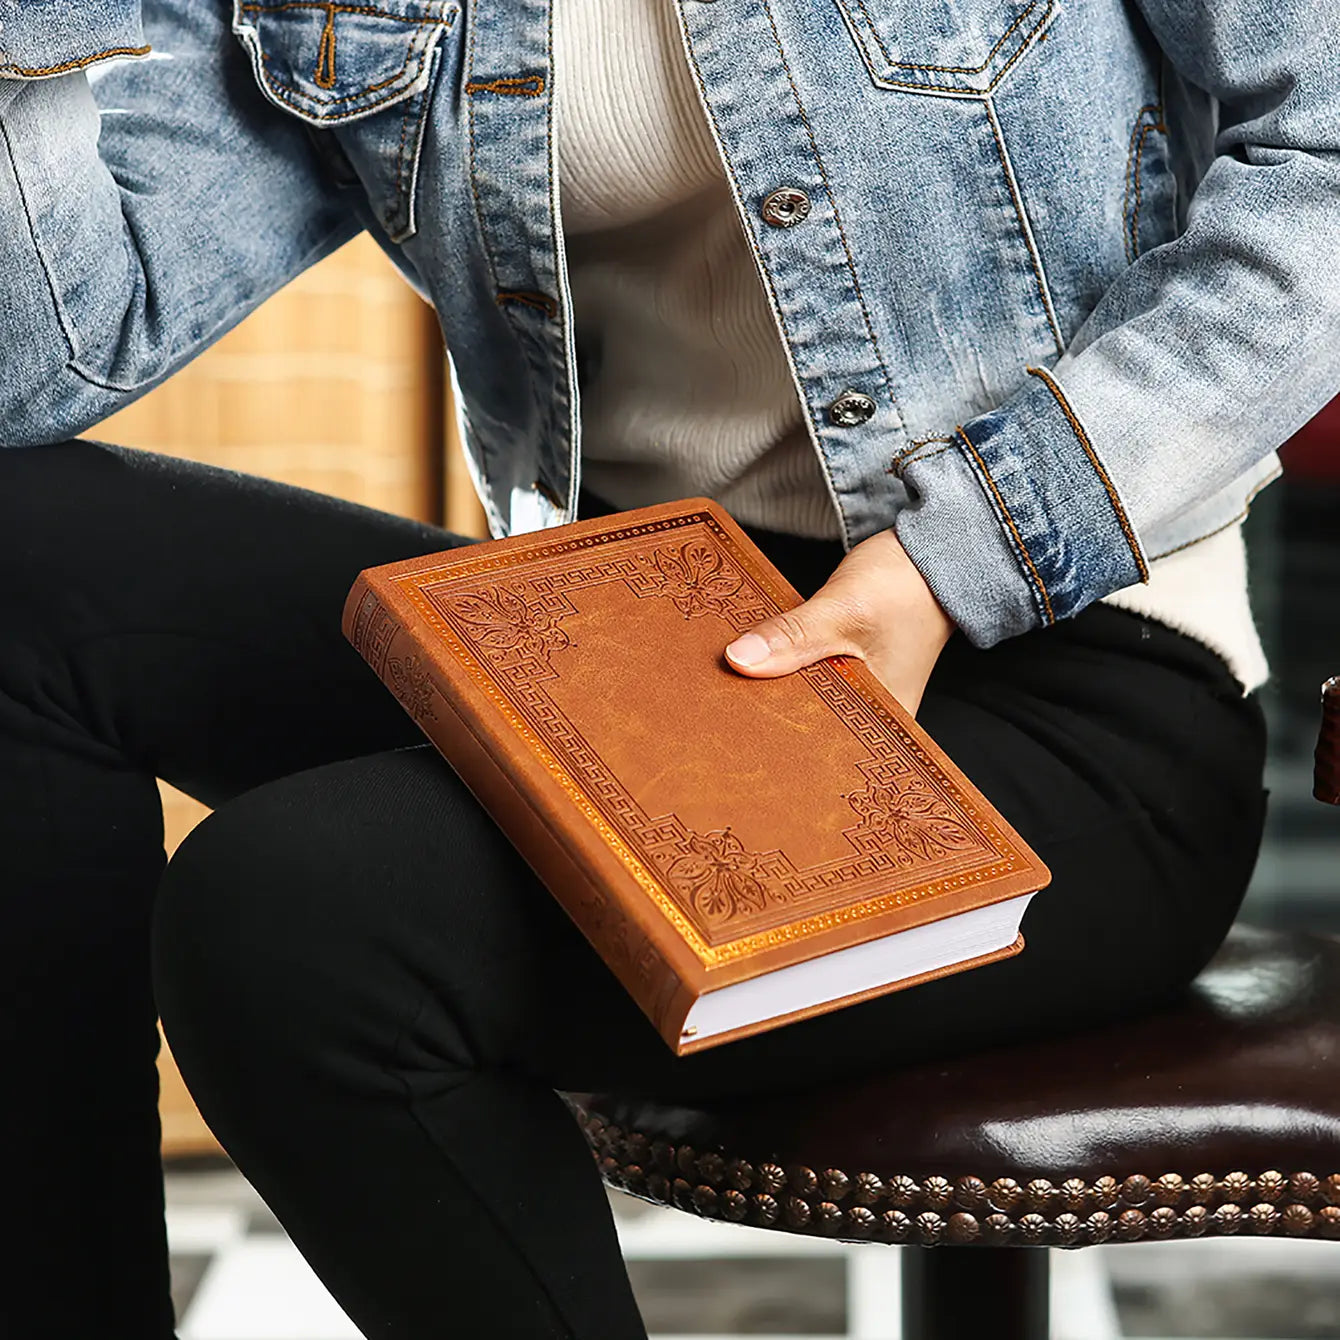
723, 528, 954, 716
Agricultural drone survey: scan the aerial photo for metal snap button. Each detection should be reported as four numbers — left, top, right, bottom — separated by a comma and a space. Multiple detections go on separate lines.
760, 187, 812, 229
828, 390, 876, 427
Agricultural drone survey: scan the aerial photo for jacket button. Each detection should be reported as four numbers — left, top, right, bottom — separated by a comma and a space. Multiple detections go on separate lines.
760, 187, 812, 228
828, 390, 876, 426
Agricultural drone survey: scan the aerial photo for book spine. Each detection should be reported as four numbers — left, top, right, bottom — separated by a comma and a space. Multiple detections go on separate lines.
342, 575, 694, 1052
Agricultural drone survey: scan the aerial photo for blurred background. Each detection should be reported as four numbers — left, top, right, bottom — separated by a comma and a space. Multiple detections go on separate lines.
97, 237, 1340, 1338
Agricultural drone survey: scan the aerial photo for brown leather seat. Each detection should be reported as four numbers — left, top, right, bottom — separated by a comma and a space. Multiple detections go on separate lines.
568, 925, 1340, 1250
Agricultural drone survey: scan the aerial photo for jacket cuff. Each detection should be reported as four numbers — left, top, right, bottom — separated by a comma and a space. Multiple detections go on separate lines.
0, 2, 147, 80
894, 367, 1150, 648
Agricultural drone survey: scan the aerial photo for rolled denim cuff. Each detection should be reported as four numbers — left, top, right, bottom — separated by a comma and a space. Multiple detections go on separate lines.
894, 368, 1149, 648
0, 2, 147, 80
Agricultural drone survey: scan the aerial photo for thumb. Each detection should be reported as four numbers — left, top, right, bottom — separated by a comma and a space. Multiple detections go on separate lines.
724, 593, 863, 678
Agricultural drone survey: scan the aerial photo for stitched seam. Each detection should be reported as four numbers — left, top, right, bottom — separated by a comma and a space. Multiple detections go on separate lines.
986, 99, 1064, 355
464, 10, 501, 291
669, 12, 851, 549
0, 112, 80, 364
497, 291, 558, 317
842, 0, 1052, 96
1146, 468, 1281, 563
1123, 104, 1165, 262
1122, 104, 1159, 262
464, 75, 544, 96
850, 0, 1040, 75
888, 434, 956, 468
955, 428, 1055, 623
0, 46, 152, 77
759, 0, 900, 431
887, 443, 955, 474
1130, 120, 1167, 261
240, 3, 440, 20
249, 8, 453, 111
1027, 366, 1150, 582
68, 217, 358, 394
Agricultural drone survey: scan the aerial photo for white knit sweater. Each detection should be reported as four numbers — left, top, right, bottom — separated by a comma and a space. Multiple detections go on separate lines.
552, 0, 1269, 690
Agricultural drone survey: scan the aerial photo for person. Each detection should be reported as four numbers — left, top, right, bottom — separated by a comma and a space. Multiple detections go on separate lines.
1, 0, 1335, 1334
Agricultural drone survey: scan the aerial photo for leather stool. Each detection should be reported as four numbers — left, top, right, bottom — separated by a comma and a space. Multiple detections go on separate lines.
568, 926, 1340, 1339
565, 684, 1340, 1340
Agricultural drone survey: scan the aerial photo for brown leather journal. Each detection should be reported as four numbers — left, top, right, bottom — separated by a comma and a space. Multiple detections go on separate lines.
343, 497, 1051, 1055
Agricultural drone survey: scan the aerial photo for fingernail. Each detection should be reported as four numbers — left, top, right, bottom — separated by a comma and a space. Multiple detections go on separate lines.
725, 633, 771, 667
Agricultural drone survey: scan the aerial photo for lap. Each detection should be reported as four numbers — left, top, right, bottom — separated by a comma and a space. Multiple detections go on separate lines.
155, 607, 1267, 1105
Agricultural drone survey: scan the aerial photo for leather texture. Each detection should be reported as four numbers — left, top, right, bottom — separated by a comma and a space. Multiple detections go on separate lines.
569, 927, 1340, 1245
344, 497, 1048, 1053
1318, 677, 1340, 804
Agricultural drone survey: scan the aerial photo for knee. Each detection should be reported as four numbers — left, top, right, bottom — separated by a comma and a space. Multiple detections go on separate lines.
152, 773, 384, 1081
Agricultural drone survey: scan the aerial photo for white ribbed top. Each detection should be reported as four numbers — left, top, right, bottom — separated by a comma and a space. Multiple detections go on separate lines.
552, 0, 1269, 690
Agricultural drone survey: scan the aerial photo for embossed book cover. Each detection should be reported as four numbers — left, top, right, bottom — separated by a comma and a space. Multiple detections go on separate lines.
343, 497, 1050, 1054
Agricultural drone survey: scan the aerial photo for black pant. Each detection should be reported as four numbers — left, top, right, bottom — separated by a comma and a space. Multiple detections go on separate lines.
0, 441, 1266, 1338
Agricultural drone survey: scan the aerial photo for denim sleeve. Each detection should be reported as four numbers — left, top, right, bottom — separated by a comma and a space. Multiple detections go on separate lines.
0, 1, 360, 446
893, 0, 1340, 647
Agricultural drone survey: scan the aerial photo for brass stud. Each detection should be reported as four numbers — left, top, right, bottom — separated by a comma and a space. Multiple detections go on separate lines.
955, 1176, 989, 1210
692, 1185, 719, 1217
888, 1175, 919, 1208
1257, 1171, 1287, 1203
923, 1176, 954, 1210
822, 1169, 851, 1202
788, 1165, 819, 1196
853, 1172, 884, 1205
1189, 1173, 1217, 1204
1154, 1173, 1185, 1205
947, 1212, 981, 1245
696, 1152, 725, 1185
1059, 1178, 1089, 1211
1092, 1176, 1120, 1209
1290, 1172, 1321, 1202
722, 1189, 749, 1222
1121, 1174, 1152, 1206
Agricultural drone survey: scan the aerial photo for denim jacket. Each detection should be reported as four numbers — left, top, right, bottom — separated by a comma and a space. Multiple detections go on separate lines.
1, 0, 1336, 646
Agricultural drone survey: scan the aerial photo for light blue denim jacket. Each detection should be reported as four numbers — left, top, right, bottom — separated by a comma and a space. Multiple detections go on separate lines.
1, 0, 1336, 646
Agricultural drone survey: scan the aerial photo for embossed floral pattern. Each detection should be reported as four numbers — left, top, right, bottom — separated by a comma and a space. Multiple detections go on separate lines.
664, 827, 771, 923
847, 777, 979, 866
450, 584, 573, 663
386, 653, 435, 724
638, 541, 744, 618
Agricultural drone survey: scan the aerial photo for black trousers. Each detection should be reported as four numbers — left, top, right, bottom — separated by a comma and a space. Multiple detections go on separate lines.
0, 441, 1266, 1338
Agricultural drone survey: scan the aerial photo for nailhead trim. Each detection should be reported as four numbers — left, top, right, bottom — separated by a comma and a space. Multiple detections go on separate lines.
573, 1108, 1340, 1248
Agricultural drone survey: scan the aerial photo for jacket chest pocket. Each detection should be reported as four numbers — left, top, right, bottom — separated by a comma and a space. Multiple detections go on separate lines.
233, 0, 459, 240
833, 0, 1054, 96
